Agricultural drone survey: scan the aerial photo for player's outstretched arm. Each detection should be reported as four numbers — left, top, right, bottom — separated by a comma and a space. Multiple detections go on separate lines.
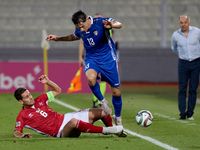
46, 34, 80, 42
112, 20, 122, 29
39, 75, 61, 97
14, 130, 32, 138
45, 35, 59, 41
103, 19, 122, 29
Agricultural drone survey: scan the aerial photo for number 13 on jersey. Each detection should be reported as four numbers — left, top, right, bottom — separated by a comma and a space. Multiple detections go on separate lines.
87, 38, 95, 45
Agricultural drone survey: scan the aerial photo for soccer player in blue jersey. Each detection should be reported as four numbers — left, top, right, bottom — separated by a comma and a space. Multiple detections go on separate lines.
79, 13, 107, 109
46, 10, 126, 136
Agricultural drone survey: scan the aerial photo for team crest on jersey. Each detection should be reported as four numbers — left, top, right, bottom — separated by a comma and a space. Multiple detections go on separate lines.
36, 108, 40, 113
16, 121, 21, 127
93, 31, 98, 36
81, 34, 84, 38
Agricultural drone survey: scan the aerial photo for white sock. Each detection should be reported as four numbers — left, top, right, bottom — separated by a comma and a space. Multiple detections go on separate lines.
102, 127, 108, 134
102, 126, 123, 134
116, 116, 122, 125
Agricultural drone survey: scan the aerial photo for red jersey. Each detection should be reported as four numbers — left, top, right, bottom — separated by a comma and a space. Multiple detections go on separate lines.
15, 94, 64, 137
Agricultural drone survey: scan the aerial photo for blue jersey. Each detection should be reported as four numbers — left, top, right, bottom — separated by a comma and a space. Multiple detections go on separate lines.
74, 16, 117, 64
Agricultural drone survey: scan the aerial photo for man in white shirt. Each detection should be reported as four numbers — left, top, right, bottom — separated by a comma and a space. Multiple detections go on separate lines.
171, 15, 200, 120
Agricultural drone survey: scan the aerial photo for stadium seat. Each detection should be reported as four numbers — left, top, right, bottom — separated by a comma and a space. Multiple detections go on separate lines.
0, 0, 199, 48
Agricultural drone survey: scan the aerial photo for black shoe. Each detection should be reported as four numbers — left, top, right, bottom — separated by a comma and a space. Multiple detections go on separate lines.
179, 115, 186, 120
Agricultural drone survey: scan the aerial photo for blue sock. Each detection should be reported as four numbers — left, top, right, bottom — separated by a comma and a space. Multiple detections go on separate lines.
89, 81, 104, 101
112, 95, 122, 117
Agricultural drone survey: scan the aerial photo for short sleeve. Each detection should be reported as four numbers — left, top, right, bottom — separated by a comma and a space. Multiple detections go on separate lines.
74, 28, 80, 38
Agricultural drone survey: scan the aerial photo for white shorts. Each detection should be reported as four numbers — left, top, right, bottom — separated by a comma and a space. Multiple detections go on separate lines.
56, 109, 90, 137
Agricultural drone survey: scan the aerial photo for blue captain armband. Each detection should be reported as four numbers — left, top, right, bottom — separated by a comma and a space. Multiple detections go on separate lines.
46, 91, 55, 102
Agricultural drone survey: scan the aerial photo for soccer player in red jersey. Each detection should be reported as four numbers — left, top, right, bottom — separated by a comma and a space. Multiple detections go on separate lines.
14, 75, 124, 138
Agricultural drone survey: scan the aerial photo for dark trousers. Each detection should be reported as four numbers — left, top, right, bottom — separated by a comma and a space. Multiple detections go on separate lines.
178, 58, 200, 117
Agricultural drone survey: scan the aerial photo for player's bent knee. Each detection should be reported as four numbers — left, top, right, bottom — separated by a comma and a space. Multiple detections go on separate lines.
112, 91, 121, 97
69, 118, 78, 128
67, 118, 81, 138
110, 87, 121, 96
87, 77, 96, 86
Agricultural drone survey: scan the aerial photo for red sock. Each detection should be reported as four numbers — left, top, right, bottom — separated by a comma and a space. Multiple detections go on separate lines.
101, 115, 113, 127
76, 120, 103, 133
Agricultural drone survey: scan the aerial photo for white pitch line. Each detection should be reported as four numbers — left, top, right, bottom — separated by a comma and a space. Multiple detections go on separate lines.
154, 113, 196, 125
53, 99, 80, 111
124, 129, 179, 150
53, 99, 179, 150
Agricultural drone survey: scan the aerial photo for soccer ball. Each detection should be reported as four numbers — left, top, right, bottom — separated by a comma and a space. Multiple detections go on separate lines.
135, 110, 153, 127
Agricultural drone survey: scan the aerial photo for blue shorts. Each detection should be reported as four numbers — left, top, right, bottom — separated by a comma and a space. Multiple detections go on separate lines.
84, 60, 120, 88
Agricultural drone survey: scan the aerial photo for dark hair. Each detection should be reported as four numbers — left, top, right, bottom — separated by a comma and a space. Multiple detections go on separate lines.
72, 10, 87, 25
94, 13, 102, 16
14, 87, 27, 101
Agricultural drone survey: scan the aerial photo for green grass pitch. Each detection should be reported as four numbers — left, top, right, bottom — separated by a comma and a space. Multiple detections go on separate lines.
1, 87, 200, 150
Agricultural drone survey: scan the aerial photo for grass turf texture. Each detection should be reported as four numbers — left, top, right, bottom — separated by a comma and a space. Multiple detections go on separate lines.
1, 87, 200, 150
